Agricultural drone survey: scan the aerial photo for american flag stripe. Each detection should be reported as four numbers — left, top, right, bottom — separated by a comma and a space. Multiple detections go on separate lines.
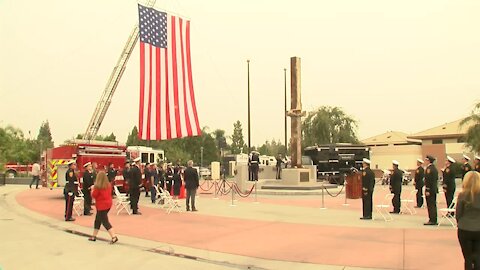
138, 4, 201, 140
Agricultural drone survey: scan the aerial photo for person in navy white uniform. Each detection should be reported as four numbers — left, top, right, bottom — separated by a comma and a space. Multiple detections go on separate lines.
82, 162, 95, 216
442, 156, 456, 208
462, 155, 472, 180
64, 160, 79, 221
389, 160, 403, 214
424, 155, 439, 225
360, 158, 375, 220
414, 158, 425, 208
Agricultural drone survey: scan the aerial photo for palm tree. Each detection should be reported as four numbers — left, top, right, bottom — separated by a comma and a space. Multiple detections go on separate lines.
460, 102, 480, 153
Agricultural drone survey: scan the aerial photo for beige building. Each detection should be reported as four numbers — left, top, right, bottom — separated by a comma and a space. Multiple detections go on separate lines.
362, 118, 475, 171
362, 131, 422, 170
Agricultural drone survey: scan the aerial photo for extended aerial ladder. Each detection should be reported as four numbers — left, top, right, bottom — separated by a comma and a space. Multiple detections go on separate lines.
83, 0, 156, 140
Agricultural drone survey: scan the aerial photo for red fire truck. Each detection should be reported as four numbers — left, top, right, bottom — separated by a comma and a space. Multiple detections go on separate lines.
44, 140, 127, 191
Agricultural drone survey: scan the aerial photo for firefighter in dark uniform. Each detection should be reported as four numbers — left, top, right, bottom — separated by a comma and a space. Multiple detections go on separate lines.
360, 158, 375, 220
82, 162, 95, 215
475, 156, 480, 173
64, 160, 78, 221
122, 161, 131, 195
165, 163, 174, 194
250, 151, 260, 181
443, 156, 456, 208
424, 155, 439, 225
461, 155, 472, 180
107, 162, 117, 183
414, 158, 425, 208
389, 160, 403, 214
130, 157, 142, 215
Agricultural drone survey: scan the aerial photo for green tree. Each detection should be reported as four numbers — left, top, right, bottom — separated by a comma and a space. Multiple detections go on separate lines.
461, 102, 480, 153
37, 121, 54, 149
230, 121, 246, 154
302, 106, 359, 147
126, 126, 145, 146
258, 139, 286, 156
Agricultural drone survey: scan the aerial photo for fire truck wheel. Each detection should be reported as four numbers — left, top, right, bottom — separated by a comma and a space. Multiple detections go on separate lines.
5, 170, 17, 178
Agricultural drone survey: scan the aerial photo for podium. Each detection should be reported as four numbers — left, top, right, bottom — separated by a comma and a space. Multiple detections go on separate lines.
346, 173, 362, 199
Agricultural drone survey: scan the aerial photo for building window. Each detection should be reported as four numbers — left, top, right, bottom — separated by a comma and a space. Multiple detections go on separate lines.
432, 139, 443, 145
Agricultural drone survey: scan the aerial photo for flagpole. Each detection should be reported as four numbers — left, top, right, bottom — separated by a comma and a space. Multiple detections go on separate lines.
247, 59, 251, 151
284, 68, 287, 156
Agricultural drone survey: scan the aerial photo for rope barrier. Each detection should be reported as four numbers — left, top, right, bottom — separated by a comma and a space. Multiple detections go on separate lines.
324, 184, 345, 198
232, 183, 255, 198
199, 180, 216, 192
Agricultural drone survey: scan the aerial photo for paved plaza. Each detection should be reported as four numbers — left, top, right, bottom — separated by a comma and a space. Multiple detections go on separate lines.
0, 182, 463, 270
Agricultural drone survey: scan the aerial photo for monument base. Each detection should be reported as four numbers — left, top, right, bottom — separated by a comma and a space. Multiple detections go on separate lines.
280, 168, 314, 185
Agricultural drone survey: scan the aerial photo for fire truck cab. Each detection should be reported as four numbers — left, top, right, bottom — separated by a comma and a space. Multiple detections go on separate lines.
126, 146, 165, 165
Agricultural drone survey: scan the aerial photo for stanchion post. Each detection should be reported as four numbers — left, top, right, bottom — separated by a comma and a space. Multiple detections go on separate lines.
253, 180, 259, 204
343, 177, 349, 206
320, 185, 327, 210
230, 183, 236, 207
213, 180, 219, 200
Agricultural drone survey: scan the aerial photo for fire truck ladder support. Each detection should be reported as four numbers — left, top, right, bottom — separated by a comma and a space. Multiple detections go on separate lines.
83, 0, 156, 140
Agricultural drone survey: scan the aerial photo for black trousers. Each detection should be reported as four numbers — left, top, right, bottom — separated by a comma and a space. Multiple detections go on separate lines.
94, 208, 112, 230
83, 190, 92, 214
362, 191, 373, 218
426, 192, 437, 223
30, 176, 40, 188
392, 192, 401, 213
416, 187, 424, 207
445, 189, 456, 207
130, 188, 140, 212
64, 190, 74, 220
458, 229, 480, 270
251, 165, 259, 181
276, 166, 282, 179
186, 188, 197, 210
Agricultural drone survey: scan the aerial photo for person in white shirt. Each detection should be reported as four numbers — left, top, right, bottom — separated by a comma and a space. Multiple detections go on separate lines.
30, 162, 41, 189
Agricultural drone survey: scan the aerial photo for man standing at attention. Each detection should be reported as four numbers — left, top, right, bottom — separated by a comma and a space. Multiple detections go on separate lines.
414, 158, 425, 208
82, 162, 95, 216
424, 155, 439, 225
461, 155, 472, 180
360, 158, 375, 220
130, 157, 142, 215
390, 160, 403, 214
184, 160, 199, 212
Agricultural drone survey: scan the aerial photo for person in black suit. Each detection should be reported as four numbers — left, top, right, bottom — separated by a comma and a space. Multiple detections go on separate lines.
82, 162, 95, 215
390, 160, 403, 214
424, 155, 439, 225
165, 163, 174, 194
184, 160, 199, 211
122, 161, 131, 195
443, 156, 456, 208
64, 160, 78, 221
129, 157, 142, 215
462, 155, 472, 180
414, 158, 425, 208
360, 158, 375, 220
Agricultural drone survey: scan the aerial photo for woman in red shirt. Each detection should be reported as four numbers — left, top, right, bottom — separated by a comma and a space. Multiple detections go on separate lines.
88, 171, 118, 244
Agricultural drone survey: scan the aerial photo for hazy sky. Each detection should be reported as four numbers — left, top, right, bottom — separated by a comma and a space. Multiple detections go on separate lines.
1, 0, 479, 146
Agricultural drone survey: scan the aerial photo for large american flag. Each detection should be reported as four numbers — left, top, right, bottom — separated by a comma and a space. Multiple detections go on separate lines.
138, 4, 201, 140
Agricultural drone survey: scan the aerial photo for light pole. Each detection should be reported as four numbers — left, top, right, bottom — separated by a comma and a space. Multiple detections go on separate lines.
200, 146, 204, 168
247, 59, 251, 151
284, 68, 287, 156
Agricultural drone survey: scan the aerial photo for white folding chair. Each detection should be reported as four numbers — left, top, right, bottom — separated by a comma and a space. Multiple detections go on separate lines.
153, 185, 163, 203
114, 185, 131, 215
438, 196, 457, 228
375, 193, 394, 221
73, 188, 85, 216
401, 189, 417, 215
158, 186, 181, 214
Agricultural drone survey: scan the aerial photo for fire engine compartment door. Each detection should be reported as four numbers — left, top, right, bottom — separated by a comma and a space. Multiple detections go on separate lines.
57, 165, 68, 187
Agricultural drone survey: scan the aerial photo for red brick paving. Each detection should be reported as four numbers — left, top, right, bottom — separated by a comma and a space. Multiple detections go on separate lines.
16, 188, 462, 270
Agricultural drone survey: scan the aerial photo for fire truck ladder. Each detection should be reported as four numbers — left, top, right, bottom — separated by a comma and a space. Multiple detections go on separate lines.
83, 0, 156, 140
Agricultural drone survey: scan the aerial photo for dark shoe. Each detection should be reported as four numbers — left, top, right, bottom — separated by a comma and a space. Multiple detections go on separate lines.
36, 187, 40, 189
88, 236, 96, 242
424, 222, 438, 226
192, 208, 198, 212
389, 211, 400, 214
133, 211, 142, 215
65, 217, 76, 222
360, 217, 372, 220
29, 185, 32, 189
145, 194, 150, 197
186, 208, 190, 211
110, 236, 118, 244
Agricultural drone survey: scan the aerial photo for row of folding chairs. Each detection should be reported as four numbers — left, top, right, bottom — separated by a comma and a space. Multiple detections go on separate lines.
153, 185, 182, 214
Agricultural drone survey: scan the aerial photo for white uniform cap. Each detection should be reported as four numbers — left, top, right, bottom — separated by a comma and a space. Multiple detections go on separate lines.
362, 158, 371, 164
133, 157, 141, 162
447, 156, 455, 163
416, 158, 424, 164
83, 162, 92, 168
67, 160, 76, 165
392, 160, 399, 166
463, 155, 471, 161
475, 155, 480, 160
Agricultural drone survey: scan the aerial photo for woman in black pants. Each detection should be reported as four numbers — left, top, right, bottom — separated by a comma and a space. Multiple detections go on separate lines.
456, 171, 480, 270
89, 171, 118, 244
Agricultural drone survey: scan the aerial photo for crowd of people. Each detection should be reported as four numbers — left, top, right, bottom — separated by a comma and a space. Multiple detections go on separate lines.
361, 154, 480, 269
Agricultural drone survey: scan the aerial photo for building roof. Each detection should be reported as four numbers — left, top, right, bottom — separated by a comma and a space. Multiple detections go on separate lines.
408, 118, 471, 140
362, 131, 421, 146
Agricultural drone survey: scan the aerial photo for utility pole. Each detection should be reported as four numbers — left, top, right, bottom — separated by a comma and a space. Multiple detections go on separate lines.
247, 59, 251, 151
